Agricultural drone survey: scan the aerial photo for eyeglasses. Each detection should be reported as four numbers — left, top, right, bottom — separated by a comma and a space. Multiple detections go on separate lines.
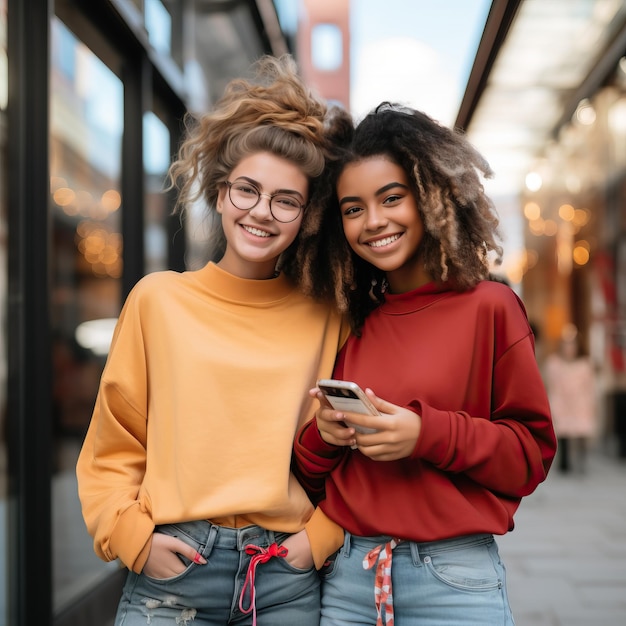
224, 179, 306, 223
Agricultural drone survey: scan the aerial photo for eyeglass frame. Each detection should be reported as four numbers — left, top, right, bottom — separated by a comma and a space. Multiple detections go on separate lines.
223, 179, 307, 223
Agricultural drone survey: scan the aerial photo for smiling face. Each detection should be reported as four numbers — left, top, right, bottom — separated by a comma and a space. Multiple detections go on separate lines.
337, 156, 432, 293
216, 152, 309, 279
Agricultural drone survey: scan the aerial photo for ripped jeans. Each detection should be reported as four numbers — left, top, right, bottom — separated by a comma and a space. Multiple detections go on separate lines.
114, 521, 320, 626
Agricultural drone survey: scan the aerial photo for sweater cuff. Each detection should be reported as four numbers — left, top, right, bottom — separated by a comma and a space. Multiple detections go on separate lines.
108, 505, 155, 572
131, 535, 153, 573
304, 507, 345, 570
299, 417, 340, 454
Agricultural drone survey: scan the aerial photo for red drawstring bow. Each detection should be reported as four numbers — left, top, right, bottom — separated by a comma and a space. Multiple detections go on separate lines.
239, 542, 288, 625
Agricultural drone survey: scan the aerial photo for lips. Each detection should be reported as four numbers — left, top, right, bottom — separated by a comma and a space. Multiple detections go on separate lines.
365, 233, 401, 248
241, 224, 272, 238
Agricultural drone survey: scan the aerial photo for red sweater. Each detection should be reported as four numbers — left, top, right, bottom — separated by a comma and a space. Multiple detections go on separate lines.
294, 280, 556, 541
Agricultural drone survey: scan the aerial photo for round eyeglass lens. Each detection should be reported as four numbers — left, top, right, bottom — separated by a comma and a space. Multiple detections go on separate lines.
228, 181, 303, 223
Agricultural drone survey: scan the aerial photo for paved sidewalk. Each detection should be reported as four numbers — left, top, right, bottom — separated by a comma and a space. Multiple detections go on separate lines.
497, 448, 626, 626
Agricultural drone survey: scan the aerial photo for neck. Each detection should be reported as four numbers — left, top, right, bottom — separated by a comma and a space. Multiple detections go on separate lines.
216, 258, 279, 280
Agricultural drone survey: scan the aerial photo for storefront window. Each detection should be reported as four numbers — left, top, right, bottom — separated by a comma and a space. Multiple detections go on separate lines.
50, 17, 122, 613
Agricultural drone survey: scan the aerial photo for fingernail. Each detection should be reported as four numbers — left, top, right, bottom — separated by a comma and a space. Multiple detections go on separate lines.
193, 552, 206, 564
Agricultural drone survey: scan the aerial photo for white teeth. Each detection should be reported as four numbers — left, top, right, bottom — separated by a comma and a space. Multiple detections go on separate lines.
243, 225, 271, 238
368, 234, 400, 248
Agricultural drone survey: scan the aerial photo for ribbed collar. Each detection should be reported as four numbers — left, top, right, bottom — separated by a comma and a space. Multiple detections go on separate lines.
380, 281, 455, 315
187, 262, 295, 305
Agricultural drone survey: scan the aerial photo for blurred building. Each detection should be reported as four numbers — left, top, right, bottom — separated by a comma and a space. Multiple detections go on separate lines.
456, 0, 626, 456
297, 0, 350, 110
1, 1, 625, 625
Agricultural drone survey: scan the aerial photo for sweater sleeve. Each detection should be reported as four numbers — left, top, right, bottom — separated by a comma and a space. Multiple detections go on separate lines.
292, 418, 346, 503
293, 346, 350, 569
76, 287, 155, 572
304, 506, 345, 569
294, 420, 346, 569
412, 328, 556, 499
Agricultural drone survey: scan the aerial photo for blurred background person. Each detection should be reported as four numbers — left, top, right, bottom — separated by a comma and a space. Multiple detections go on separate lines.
545, 324, 598, 474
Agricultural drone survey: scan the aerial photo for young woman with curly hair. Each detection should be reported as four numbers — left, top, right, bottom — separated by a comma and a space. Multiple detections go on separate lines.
77, 55, 350, 626
293, 103, 557, 625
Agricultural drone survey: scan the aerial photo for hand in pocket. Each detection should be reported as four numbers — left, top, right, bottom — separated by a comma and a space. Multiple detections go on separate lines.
143, 532, 207, 579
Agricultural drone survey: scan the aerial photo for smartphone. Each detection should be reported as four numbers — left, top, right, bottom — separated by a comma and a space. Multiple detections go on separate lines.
317, 379, 379, 434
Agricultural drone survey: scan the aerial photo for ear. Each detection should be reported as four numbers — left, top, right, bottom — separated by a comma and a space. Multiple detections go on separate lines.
216, 185, 227, 215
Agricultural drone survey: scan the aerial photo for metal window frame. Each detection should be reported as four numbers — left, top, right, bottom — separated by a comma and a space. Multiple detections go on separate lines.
6, 0, 54, 624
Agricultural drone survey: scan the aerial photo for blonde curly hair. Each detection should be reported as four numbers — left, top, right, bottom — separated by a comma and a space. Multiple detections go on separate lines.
168, 55, 332, 276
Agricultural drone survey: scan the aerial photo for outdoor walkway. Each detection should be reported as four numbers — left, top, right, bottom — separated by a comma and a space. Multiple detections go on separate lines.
498, 446, 626, 625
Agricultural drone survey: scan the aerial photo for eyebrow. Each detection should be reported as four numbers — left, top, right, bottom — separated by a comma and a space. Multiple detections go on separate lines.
235, 176, 305, 200
338, 181, 409, 206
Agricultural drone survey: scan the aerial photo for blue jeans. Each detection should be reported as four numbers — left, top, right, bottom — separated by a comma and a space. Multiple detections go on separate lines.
115, 521, 320, 626
321, 532, 515, 626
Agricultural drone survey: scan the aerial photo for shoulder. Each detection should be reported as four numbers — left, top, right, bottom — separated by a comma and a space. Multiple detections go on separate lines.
133, 269, 182, 290
472, 280, 528, 315
289, 288, 345, 321
123, 270, 184, 308
473, 278, 516, 300
470, 281, 534, 348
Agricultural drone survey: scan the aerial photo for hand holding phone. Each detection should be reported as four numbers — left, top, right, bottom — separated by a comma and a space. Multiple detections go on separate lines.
317, 379, 379, 434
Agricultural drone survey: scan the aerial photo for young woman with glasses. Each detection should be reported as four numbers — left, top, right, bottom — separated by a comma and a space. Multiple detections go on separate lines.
77, 55, 349, 626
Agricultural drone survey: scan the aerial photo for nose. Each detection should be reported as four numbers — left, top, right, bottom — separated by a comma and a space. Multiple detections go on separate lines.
249, 193, 274, 220
364, 205, 388, 230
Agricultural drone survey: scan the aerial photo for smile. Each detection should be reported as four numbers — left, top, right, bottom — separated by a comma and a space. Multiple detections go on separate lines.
242, 225, 272, 238
367, 234, 401, 248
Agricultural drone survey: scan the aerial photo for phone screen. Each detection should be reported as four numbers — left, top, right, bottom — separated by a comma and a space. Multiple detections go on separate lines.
319, 386, 371, 413
318, 381, 379, 433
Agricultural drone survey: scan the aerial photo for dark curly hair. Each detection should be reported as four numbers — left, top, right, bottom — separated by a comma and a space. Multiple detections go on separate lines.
294, 103, 503, 333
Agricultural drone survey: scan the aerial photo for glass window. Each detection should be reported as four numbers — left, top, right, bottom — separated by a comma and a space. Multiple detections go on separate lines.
143, 111, 171, 273
311, 23, 343, 71
0, 1, 7, 623
50, 17, 123, 613
145, 0, 172, 56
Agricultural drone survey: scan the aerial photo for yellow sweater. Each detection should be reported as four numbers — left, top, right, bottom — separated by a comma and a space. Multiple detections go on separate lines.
77, 262, 348, 572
